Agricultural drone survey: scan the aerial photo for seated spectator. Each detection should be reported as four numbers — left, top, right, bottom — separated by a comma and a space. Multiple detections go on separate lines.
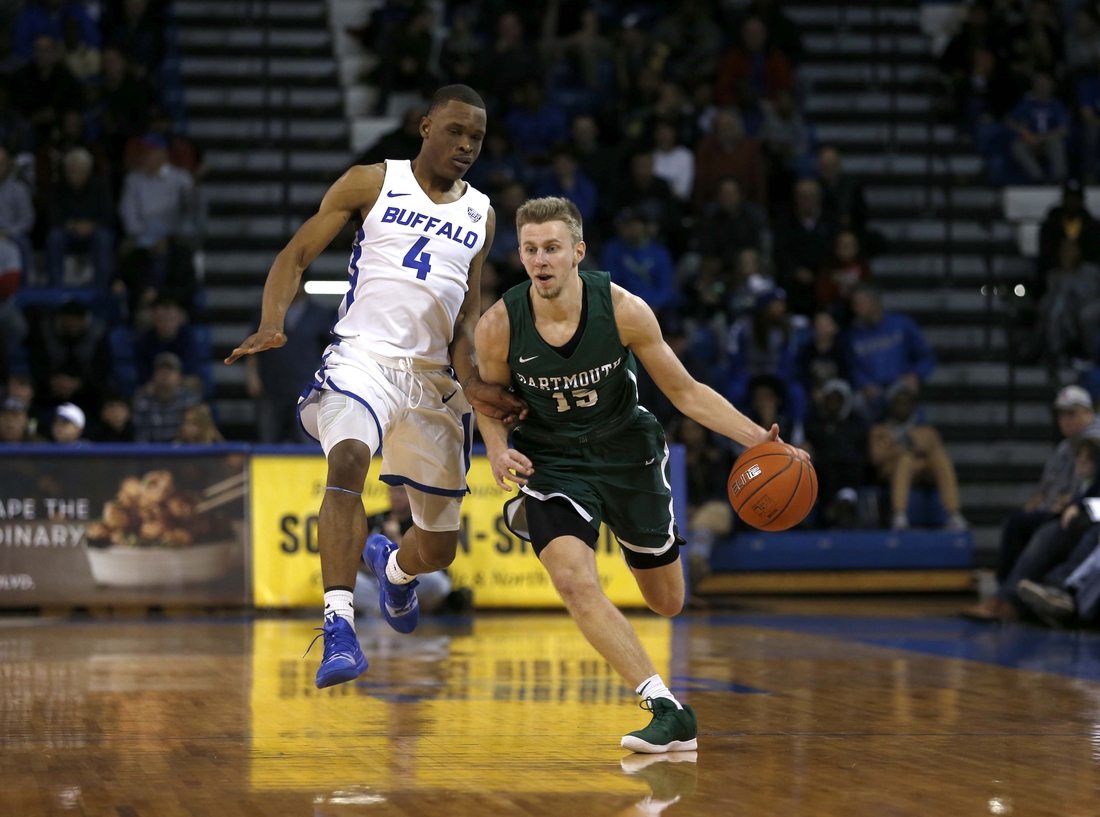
62, 16, 98, 80
51, 401, 85, 443
817, 231, 871, 318
1004, 0, 1063, 79
1007, 72, 1069, 184
846, 283, 936, 417
0, 396, 40, 443
1067, 6, 1100, 79
958, 48, 1019, 131
487, 181, 526, 289
356, 106, 424, 166
543, 8, 613, 92
89, 392, 134, 442
742, 0, 804, 66
870, 381, 967, 531
803, 379, 870, 528
1034, 238, 1100, 363
759, 89, 810, 209
99, 47, 154, 170
715, 16, 793, 107
118, 134, 196, 309
966, 435, 1100, 622
368, 4, 435, 114
797, 309, 848, 403
0, 84, 31, 158
14, 0, 98, 61
817, 146, 868, 237
1038, 180, 1100, 279
439, 6, 482, 86
122, 108, 205, 180
46, 147, 114, 288
987, 387, 1100, 601
0, 234, 24, 346
38, 109, 111, 198
11, 34, 81, 143
102, 0, 164, 78
725, 287, 805, 415
747, 373, 803, 447
569, 115, 619, 225
693, 108, 767, 211
132, 352, 200, 442
675, 416, 735, 591
615, 151, 681, 247
774, 178, 836, 316
1015, 522, 1100, 628
175, 403, 223, 444
28, 299, 111, 414
651, 120, 694, 202
134, 296, 202, 387
0, 143, 34, 282
603, 208, 677, 316
534, 150, 597, 226
693, 177, 769, 271
651, 0, 723, 85
725, 246, 775, 322
464, 131, 524, 195
1079, 75, 1100, 185
246, 274, 332, 443
476, 12, 541, 102
504, 79, 567, 163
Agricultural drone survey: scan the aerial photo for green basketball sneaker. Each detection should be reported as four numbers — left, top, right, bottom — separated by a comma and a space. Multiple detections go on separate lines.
621, 698, 698, 753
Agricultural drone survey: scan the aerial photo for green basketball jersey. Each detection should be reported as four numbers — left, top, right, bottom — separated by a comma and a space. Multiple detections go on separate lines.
502, 270, 638, 444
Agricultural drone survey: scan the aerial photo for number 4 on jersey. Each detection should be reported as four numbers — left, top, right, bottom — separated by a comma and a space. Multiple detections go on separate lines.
403, 237, 432, 280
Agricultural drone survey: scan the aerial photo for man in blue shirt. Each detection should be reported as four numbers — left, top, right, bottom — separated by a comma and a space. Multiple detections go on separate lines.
1008, 72, 1069, 183
845, 283, 936, 418
603, 208, 678, 316
534, 150, 598, 226
503, 80, 568, 163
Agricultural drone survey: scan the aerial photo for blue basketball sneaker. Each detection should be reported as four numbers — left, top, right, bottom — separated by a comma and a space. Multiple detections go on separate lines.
363, 533, 420, 634
307, 611, 368, 688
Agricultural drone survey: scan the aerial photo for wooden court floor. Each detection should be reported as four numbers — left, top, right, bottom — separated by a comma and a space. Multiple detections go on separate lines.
3, 604, 1100, 816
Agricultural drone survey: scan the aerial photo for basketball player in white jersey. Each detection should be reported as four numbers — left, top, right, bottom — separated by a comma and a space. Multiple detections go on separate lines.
226, 85, 525, 687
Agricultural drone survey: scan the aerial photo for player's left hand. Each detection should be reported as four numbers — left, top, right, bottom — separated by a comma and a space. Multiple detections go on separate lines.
465, 377, 528, 424
489, 447, 533, 492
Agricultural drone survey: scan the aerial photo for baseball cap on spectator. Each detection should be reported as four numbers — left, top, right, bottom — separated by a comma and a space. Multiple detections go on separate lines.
753, 286, 786, 311
1, 397, 26, 413
1054, 385, 1093, 411
154, 351, 182, 371
55, 402, 85, 431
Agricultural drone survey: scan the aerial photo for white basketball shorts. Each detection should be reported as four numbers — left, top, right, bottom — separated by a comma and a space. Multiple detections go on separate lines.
297, 340, 472, 531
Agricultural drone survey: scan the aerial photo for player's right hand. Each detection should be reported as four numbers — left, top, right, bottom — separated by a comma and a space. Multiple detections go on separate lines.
490, 448, 533, 492
224, 326, 287, 364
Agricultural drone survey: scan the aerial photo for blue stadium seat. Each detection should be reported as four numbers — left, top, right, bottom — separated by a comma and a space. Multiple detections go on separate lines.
710, 528, 974, 572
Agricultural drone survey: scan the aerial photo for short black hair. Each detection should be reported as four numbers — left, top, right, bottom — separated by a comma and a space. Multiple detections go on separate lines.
427, 84, 486, 115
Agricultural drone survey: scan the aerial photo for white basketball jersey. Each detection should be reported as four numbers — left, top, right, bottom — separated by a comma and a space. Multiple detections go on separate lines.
332, 159, 491, 365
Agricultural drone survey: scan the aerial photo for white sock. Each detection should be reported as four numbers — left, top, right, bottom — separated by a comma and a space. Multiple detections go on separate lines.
636, 674, 681, 709
385, 549, 416, 585
323, 589, 354, 627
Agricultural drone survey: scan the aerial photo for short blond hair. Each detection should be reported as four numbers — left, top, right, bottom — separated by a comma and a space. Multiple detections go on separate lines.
515, 196, 584, 245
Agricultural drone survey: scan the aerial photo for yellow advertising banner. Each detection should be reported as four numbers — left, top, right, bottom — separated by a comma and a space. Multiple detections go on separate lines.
250, 454, 647, 608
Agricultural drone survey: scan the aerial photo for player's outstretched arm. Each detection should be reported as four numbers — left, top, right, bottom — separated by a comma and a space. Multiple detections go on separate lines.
451, 208, 527, 423
612, 286, 778, 448
474, 300, 533, 491
225, 164, 385, 364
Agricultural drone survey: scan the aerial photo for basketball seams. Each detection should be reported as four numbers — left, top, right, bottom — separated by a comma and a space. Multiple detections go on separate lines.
762, 456, 804, 531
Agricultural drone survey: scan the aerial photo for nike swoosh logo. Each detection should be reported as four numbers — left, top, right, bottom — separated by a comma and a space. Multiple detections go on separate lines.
387, 191, 410, 197
518, 355, 539, 363
644, 458, 656, 466
442, 391, 457, 403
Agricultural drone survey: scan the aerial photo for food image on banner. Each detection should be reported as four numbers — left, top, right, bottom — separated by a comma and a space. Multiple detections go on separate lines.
250, 454, 648, 608
0, 453, 248, 606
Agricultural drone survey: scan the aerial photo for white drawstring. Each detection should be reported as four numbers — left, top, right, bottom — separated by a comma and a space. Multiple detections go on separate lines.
397, 357, 424, 410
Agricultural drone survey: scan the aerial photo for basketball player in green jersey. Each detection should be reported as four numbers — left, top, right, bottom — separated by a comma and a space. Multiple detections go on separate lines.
474, 197, 787, 753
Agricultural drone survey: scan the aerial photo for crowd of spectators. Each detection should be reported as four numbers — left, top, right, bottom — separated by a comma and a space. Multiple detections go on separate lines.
0, 0, 219, 446
328, 0, 970, 539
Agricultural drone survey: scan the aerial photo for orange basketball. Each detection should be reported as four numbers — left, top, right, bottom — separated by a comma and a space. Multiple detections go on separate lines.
727, 441, 817, 531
